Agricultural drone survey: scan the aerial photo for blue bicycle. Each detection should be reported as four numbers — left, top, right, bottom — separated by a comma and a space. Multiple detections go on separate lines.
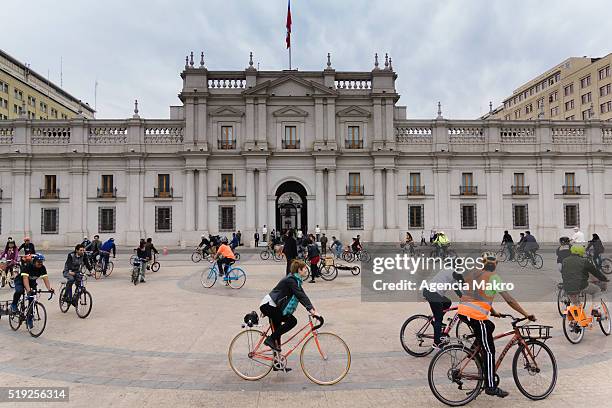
201, 261, 246, 289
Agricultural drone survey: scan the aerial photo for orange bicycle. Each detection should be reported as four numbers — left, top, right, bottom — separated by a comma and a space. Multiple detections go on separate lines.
562, 292, 610, 344
228, 314, 351, 385
428, 314, 557, 406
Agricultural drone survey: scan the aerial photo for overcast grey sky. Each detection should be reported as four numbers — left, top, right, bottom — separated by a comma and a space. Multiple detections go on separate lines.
6, 0, 611, 119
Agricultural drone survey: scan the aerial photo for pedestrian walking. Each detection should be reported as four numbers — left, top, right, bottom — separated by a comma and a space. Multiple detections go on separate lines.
282, 230, 298, 275
320, 233, 328, 256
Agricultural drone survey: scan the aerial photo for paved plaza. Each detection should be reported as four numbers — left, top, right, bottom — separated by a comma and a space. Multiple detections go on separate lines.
0, 248, 611, 407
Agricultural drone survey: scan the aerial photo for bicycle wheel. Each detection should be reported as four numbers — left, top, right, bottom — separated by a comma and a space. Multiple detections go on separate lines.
227, 268, 246, 289
562, 315, 585, 344
201, 265, 218, 288
300, 332, 351, 385
400, 314, 435, 357
94, 265, 102, 280
513, 339, 557, 400
601, 258, 612, 275
9, 301, 23, 331
131, 267, 139, 286
599, 299, 611, 335
517, 253, 528, 267
94, 261, 103, 274
351, 265, 361, 276
358, 250, 371, 262
191, 251, 202, 263
59, 286, 70, 313
28, 302, 47, 338
151, 262, 160, 273
532, 254, 544, 269
234, 252, 241, 261
496, 248, 507, 262
105, 261, 114, 277
76, 290, 93, 319
428, 344, 483, 406
260, 250, 270, 261
228, 329, 273, 380
557, 288, 570, 317
320, 265, 338, 281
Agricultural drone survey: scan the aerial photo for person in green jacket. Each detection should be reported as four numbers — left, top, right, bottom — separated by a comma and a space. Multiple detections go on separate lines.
561, 245, 609, 308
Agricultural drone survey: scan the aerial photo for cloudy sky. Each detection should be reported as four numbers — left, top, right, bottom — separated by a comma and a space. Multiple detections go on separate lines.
6, 0, 611, 119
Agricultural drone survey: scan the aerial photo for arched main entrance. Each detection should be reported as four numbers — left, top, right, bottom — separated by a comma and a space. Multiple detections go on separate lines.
275, 181, 308, 235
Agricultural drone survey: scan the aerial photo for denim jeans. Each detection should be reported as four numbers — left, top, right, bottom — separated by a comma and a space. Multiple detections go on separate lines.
505, 243, 515, 260
100, 252, 110, 272
12, 278, 37, 308
63, 271, 77, 300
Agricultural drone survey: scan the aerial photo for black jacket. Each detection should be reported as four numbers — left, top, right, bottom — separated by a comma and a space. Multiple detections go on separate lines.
63, 252, 84, 274
144, 243, 159, 258
556, 245, 572, 264
18, 242, 36, 255
502, 233, 513, 244
282, 236, 298, 259
86, 240, 102, 253
586, 239, 605, 255
269, 274, 314, 312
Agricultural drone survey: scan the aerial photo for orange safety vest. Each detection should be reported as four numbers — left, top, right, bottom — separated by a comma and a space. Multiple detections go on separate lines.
457, 269, 498, 320
216, 244, 236, 260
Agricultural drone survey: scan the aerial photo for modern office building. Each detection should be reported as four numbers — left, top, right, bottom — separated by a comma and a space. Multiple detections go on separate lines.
486, 53, 612, 121
0, 51, 611, 246
0, 49, 94, 121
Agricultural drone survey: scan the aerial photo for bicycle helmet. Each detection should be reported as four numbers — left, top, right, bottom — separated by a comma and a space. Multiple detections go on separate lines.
480, 251, 497, 264
570, 245, 586, 257
559, 236, 570, 245
221, 236, 229, 244
32, 253, 45, 262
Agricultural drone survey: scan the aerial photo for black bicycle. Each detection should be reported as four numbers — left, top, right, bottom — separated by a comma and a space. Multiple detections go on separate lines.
59, 271, 93, 318
9, 289, 54, 337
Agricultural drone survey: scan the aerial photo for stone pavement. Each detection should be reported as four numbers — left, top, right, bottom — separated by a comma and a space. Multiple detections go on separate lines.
0, 250, 610, 407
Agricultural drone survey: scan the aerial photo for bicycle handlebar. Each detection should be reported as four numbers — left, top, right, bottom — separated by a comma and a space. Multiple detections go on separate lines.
497, 313, 530, 326
28, 289, 54, 301
311, 315, 324, 330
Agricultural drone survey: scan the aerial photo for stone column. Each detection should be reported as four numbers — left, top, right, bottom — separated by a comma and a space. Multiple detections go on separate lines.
67, 158, 86, 243
536, 155, 556, 240
384, 98, 395, 143
315, 169, 325, 228
184, 98, 195, 145
257, 98, 267, 145
125, 156, 143, 243
484, 158, 503, 243
327, 169, 337, 229
184, 169, 195, 231
10, 159, 29, 237
385, 168, 397, 229
433, 156, 451, 235
258, 170, 268, 233
374, 169, 384, 230
588, 156, 607, 238
246, 169, 255, 230
197, 168, 208, 231
314, 99, 324, 142
196, 98, 207, 148
326, 98, 336, 143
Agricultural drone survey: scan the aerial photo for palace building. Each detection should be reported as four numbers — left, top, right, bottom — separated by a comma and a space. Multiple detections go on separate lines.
0, 51, 611, 246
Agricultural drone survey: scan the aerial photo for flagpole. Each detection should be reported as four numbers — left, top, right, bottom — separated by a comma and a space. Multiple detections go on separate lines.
289, 47, 292, 70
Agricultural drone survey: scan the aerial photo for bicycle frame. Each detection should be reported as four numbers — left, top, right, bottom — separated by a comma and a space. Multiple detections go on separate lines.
250, 318, 321, 362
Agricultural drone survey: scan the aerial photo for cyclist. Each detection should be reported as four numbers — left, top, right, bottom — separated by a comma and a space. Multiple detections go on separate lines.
63, 244, 86, 305
1, 240, 20, 272
570, 226, 586, 244
145, 237, 159, 270
351, 235, 363, 255
134, 240, 148, 283
522, 231, 539, 265
556, 236, 572, 272
501, 230, 514, 261
11, 253, 55, 328
423, 258, 464, 348
306, 237, 321, 283
330, 236, 343, 258
86, 234, 102, 256
81, 236, 91, 248
213, 237, 236, 277
99, 237, 116, 275
586, 233, 605, 271
259, 259, 318, 357
457, 252, 535, 399
433, 231, 450, 257
230, 233, 239, 251
18, 237, 36, 256
402, 232, 415, 254
561, 245, 609, 310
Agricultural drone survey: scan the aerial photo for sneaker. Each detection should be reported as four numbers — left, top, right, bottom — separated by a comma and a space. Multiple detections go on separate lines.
272, 366, 292, 372
140, 278, 146, 283
10, 304, 17, 313
485, 387, 509, 398
264, 336, 281, 352
432, 343, 442, 351
309, 280, 316, 283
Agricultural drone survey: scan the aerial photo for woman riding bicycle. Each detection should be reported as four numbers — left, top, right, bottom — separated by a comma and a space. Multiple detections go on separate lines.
1, 240, 20, 271
259, 260, 318, 355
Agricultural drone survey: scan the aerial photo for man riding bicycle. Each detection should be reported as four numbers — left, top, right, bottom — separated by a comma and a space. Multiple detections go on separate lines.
433, 231, 450, 257
18, 237, 36, 256
521, 231, 539, 265
213, 237, 235, 277
458, 252, 535, 399
145, 238, 159, 270
561, 245, 609, 311
99, 237, 116, 275
11, 253, 55, 328
63, 244, 86, 306
350, 235, 362, 254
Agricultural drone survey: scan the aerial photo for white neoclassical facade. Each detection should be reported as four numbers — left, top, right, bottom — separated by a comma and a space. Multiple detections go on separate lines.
1, 51, 611, 246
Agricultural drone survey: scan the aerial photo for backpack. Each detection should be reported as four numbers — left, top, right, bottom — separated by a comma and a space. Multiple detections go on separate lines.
282, 274, 302, 316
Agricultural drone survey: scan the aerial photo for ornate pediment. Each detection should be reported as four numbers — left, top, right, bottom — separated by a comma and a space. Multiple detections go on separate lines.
272, 106, 309, 117
243, 75, 337, 97
336, 105, 371, 117
209, 106, 244, 117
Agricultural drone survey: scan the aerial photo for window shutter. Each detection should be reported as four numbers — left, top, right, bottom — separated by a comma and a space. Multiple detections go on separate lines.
359, 205, 363, 229
420, 205, 424, 229
218, 206, 222, 231
98, 207, 102, 232
576, 204, 580, 227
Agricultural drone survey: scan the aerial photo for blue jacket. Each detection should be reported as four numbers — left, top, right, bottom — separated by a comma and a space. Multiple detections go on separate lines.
100, 239, 116, 256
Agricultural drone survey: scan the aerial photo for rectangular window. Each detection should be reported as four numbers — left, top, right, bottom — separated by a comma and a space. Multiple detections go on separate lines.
564, 83, 574, 96
600, 84, 611, 97
513, 173, 525, 193
409, 172, 422, 194
283, 126, 298, 149
157, 174, 170, 196
155, 206, 172, 232
512, 204, 529, 228
581, 92, 592, 104
219, 126, 235, 149
346, 126, 362, 148
348, 173, 362, 195
582, 109, 592, 120
525, 104, 533, 114
601, 101, 612, 114
14, 89, 23, 100
44, 175, 57, 197
564, 204, 580, 228
460, 172, 476, 194
460, 204, 477, 229
550, 106, 559, 116
51, 108, 57, 118
101, 175, 114, 196
565, 100, 574, 111
549, 91, 558, 102
408, 205, 424, 228
98, 207, 116, 233
221, 174, 234, 196
599, 65, 610, 80
580, 75, 591, 88
0, 81, 8, 93
347, 205, 364, 230
41, 208, 59, 234
219, 206, 235, 231
514, 109, 520, 119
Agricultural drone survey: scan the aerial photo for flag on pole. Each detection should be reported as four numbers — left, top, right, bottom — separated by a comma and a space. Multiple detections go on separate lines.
285, 0, 292, 49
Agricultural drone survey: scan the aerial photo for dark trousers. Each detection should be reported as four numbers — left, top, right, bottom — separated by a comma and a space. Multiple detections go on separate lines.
310, 262, 319, 281
423, 289, 452, 345
217, 258, 233, 275
12, 279, 37, 307
255, 239, 259, 248
420, 237, 426, 246
285, 258, 295, 275
467, 318, 496, 389
260, 303, 298, 344
100, 252, 110, 272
